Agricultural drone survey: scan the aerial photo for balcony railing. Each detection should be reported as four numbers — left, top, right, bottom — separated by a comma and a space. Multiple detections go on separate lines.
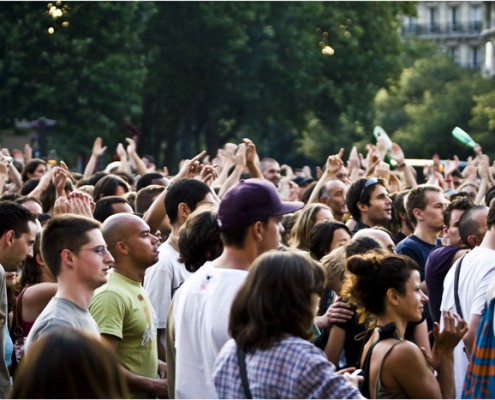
402, 20, 482, 36
459, 61, 482, 71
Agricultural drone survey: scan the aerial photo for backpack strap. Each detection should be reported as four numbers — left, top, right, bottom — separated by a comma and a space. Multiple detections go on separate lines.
454, 254, 466, 319
236, 345, 253, 399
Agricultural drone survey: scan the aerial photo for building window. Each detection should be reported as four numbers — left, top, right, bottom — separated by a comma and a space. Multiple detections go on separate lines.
429, 7, 439, 33
470, 5, 482, 32
485, 3, 492, 30
448, 46, 460, 63
450, 6, 460, 32
404, 16, 417, 35
470, 46, 481, 70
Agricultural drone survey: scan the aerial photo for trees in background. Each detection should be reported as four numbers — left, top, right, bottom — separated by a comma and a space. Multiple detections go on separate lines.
5, 2, 495, 170
375, 53, 495, 161
141, 2, 412, 169
0, 2, 152, 166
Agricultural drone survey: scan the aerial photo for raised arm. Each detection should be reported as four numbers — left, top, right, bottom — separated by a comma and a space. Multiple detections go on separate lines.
218, 144, 246, 198
83, 137, 107, 179
143, 151, 206, 233
126, 137, 148, 177
243, 138, 262, 179
308, 148, 345, 204
391, 143, 417, 188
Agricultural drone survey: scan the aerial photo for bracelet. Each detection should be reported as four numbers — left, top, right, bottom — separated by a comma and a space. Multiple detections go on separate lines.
445, 179, 453, 183
396, 162, 406, 169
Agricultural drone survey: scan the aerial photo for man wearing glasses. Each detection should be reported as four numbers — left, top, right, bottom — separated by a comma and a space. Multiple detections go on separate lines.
25, 215, 114, 348
345, 177, 393, 235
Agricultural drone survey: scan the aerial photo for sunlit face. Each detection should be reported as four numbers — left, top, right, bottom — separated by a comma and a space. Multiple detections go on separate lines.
73, 229, 114, 289
328, 228, 351, 252
397, 270, 428, 322
7, 220, 40, 272
419, 191, 446, 232
445, 209, 465, 247
260, 216, 283, 253
262, 161, 281, 187
32, 163, 47, 179
314, 208, 333, 224
324, 180, 348, 221
121, 217, 160, 269
361, 184, 392, 226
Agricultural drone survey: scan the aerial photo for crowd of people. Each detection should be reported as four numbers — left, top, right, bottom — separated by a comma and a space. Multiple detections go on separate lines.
0, 133, 493, 398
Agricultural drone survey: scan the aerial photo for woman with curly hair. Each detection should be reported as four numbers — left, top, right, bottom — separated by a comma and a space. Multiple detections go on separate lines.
342, 252, 467, 398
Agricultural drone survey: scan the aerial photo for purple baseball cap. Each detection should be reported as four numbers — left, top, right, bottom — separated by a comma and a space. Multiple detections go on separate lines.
218, 178, 304, 230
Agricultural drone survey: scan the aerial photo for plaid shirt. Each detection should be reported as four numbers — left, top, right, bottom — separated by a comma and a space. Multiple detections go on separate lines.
213, 336, 363, 399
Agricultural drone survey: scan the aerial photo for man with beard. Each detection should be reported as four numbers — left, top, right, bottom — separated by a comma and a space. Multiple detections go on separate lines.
345, 177, 393, 234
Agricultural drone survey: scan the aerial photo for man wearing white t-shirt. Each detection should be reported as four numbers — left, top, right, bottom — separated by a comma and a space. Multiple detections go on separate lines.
171, 178, 303, 398
144, 178, 214, 361
440, 202, 494, 398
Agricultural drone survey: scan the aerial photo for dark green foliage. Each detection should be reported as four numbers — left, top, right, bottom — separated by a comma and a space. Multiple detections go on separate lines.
1, 2, 413, 170
375, 53, 495, 160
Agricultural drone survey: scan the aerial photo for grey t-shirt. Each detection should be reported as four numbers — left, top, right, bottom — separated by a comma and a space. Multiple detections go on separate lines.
25, 297, 100, 350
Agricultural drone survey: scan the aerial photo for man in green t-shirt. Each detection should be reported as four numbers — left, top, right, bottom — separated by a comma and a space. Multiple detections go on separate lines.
89, 213, 166, 399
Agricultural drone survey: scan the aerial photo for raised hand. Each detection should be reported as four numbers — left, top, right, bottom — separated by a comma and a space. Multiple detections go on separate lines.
243, 138, 257, 165
176, 151, 206, 180
200, 164, 219, 186
325, 148, 345, 177
92, 137, 107, 157
52, 161, 69, 197
116, 143, 126, 159
390, 143, 405, 165
125, 137, 137, 155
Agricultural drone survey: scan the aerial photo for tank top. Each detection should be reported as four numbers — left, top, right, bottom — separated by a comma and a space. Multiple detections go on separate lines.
374, 340, 407, 399
360, 322, 404, 399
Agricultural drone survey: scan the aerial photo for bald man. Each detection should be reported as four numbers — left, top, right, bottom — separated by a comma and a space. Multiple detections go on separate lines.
89, 214, 167, 399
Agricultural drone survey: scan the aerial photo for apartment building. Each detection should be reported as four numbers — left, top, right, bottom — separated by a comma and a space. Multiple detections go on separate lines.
402, 1, 483, 71
482, 2, 495, 76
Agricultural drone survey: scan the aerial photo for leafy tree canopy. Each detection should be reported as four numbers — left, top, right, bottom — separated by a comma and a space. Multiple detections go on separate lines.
375, 52, 495, 161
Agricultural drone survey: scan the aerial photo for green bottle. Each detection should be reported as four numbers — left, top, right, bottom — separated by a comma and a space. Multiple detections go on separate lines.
452, 127, 476, 148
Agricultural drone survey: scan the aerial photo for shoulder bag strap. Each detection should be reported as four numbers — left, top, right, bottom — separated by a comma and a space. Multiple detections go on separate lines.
236, 345, 253, 399
454, 255, 466, 320
12, 287, 27, 338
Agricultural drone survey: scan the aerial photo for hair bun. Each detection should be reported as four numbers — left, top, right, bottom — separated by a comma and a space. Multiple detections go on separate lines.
347, 252, 381, 277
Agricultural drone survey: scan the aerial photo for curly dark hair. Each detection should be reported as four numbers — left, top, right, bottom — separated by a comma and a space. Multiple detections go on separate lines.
342, 252, 419, 328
